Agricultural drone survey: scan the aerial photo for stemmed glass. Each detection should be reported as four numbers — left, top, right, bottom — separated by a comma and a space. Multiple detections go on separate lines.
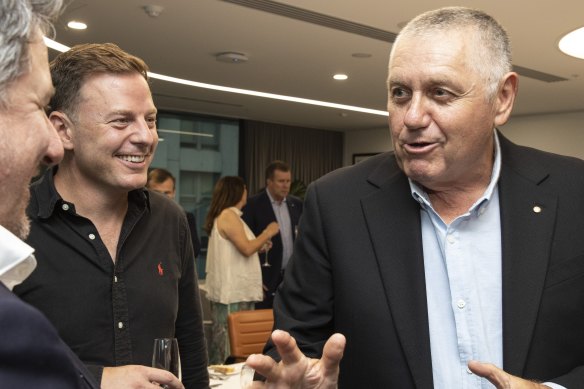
262, 242, 271, 267
152, 338, 181, 388
240, 364, 255, 388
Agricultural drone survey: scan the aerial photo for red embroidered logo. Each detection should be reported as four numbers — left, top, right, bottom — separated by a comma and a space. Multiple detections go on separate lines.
157, 262, 164, 276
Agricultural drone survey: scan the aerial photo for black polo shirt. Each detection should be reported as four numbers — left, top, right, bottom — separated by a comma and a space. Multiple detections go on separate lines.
14, 168, 209, 388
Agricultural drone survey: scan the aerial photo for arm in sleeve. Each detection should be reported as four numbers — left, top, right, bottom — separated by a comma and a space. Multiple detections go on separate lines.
175, 215, 209, 389
547, 365, 584, 388
265, 182, 334, 360
0, 290, 85, 388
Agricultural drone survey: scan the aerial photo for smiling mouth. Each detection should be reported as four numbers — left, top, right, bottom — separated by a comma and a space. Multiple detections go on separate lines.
117, 155, 146, 163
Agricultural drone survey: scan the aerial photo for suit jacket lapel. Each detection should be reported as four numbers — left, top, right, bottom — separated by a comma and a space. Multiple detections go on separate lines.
259, 191, 277, 223
361, 158, 434, 388
498, 137, 557, 375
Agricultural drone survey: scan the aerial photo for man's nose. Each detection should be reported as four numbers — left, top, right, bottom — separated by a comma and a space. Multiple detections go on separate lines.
403, 94, 431, 130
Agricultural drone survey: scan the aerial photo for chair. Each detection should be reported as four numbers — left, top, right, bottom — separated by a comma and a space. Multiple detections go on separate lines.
227, 309, 274, 362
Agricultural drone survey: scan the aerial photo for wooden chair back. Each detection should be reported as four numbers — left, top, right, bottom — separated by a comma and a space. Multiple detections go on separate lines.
227, 309, 274, 361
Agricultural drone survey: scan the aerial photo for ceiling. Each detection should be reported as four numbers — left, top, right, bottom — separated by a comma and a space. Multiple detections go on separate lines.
51, 0, 584, 131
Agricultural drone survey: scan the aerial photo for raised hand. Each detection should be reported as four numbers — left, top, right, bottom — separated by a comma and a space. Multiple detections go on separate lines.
244, 330, 345, 389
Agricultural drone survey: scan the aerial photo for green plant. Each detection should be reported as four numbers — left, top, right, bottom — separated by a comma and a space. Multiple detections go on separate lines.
290, 179, 307, 200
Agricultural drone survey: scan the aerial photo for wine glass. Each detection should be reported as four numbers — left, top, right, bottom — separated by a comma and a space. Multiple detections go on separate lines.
240, 364, 255, 388
262, 242, 271, 267
152, 338, 181, 387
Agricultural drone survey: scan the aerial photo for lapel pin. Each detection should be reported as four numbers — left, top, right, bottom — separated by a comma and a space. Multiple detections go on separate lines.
533, 205, 542, 213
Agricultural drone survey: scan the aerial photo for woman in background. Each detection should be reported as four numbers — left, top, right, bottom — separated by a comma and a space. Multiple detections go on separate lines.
203, 176, 279, 364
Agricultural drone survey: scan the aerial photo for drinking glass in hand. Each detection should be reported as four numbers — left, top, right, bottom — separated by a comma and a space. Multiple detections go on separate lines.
262, 242, 272, 267
152, 338, 182, 387
240, 364, 255, 388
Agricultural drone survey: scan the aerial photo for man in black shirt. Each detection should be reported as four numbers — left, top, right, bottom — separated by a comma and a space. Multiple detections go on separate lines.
14, 43, 208, 388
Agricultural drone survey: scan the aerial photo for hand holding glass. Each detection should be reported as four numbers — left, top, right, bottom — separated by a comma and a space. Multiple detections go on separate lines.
240, 364, 255, 388
152, 338, 181, 387
262, 242, 271, 267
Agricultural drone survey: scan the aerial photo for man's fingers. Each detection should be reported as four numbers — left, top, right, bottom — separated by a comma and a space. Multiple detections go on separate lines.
271, 329, 305, 365
147, 368, 184, 389
245, 353, 278, 380
321, 333, 345, 373
468, 361, 511, 389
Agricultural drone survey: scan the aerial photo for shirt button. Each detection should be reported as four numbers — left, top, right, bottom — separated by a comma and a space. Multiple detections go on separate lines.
114, 276, 118, 283
447, 235, 455, 244
456, 299, 466, 309
62, 203, 69, 211
118, 322, 124, 329
88, 233, 96, 240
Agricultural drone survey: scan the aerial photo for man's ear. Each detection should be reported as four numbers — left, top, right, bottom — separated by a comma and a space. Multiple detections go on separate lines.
49, 111, 74, 150
494, 72, 519, 127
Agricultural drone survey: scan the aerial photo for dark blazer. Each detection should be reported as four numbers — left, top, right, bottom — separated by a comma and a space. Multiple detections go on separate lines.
0, 283, 99, 388
185, 211, 201, 258
242, 190, 303, 309
268, 134, 584, 388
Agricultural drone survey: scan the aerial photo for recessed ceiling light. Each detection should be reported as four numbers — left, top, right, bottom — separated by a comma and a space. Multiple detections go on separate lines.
559, 27, 584, 59
333, 74, 348, 80
216, 52, 248, 64
67, 20, 87, 30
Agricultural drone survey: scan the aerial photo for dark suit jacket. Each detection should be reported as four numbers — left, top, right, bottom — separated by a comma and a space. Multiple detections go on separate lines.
0, 283, 99, 388
185, 211, 201, 258
242, 190, 303, 308
268, 134, 584, 388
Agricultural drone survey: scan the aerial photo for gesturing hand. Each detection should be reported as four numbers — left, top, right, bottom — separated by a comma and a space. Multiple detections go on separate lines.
244, 330, 346, 389
468, 361, 551, 389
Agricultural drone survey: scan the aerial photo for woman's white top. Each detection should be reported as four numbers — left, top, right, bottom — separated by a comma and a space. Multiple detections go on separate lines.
204, 207, 263, 304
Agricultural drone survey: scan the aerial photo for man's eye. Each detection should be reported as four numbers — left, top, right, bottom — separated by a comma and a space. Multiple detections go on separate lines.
433, 88, 452, 99
390, 87, 410, 101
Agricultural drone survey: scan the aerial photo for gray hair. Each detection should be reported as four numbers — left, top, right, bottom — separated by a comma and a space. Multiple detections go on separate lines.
390, 6, 512, 99
0, 0, 63, 108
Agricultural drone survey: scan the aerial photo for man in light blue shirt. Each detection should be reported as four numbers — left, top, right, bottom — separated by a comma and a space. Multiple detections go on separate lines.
242, 161, 303, 308
247, 7, 582, 389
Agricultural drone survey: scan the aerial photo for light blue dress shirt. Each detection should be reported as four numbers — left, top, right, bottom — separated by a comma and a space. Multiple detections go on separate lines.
410, 132, 565, 389
266, 190, 293, 269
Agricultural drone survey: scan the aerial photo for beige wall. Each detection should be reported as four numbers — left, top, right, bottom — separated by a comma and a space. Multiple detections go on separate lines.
344, 111, 584, 166
499, 111, 584, 159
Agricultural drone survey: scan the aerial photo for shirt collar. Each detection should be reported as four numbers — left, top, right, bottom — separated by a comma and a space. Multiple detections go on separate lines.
266, 188, 287, 205
0, 225, 37, 290
409, 130, 502, 215
32, 166, 151, 220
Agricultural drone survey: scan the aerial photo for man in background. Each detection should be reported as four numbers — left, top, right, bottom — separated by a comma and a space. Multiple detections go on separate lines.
147, 167, 201, 257
247, 6, 583, 389
242, 160, 303, 309
14, 43, 208, 388
0, 0, 98, 387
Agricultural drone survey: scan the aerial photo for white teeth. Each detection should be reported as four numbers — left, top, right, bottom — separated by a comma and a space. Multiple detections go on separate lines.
118, 155, 145, 163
